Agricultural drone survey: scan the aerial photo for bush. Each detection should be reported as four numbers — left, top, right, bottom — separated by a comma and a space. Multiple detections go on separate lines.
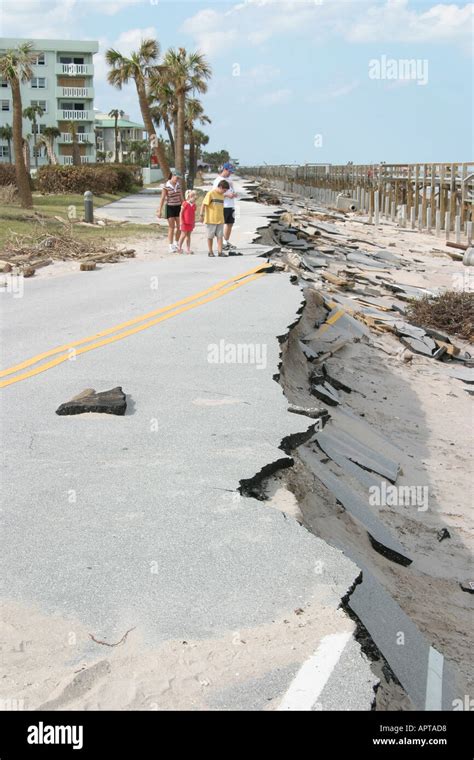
97, 163, 143, 191
0, 164, 17, 187
36, 164, 141, 195
0, 183, 18, 203
36, 166, 114, 194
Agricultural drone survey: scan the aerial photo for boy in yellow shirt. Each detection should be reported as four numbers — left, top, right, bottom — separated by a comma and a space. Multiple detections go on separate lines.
200, 180, 230, 257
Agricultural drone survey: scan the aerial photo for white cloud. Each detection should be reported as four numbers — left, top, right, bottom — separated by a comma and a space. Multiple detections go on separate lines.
306, 80, 360, 104
99, 0, 145, 17
261, 88, 291, 105
94, 27, 159, 121
245, 63, 280, 84
182, 0, 474, 57
346, 0, 474, 43
0, 0, 78, 39
0, 0, 148, 38
328, 81, 360, 99
181, 9, 239, 55
108, 27, 160, 55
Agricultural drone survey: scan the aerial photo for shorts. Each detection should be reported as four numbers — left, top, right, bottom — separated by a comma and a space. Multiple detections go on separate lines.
166, 204, 181, 219
206, 223, 224, 239
224, 208, 235, 225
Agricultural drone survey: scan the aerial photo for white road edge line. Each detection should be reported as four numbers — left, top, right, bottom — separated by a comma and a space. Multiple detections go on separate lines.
278, 631, 352, 711
425, 646, 444, 711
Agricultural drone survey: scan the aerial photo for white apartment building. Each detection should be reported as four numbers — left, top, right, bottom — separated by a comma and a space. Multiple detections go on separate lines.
0, 37, 99, 167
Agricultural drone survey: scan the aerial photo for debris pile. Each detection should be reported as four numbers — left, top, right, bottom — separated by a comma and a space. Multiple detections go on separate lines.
0, 227, 135, 276
405, 291, 474, 342
255, 189, 473, 369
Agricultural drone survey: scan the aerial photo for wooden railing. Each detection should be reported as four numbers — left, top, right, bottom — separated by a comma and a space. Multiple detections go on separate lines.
241, 163, 474, 241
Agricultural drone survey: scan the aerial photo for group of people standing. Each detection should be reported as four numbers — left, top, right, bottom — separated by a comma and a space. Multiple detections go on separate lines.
158, 163, 237, 257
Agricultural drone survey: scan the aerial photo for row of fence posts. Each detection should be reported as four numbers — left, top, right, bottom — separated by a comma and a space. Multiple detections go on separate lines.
242, 164, 473, 245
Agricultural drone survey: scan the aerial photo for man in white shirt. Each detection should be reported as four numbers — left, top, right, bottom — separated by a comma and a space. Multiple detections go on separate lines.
212, 162, 237, 251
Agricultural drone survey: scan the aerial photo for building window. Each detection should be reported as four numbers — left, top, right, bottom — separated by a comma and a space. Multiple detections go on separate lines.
32, 124, 46, 135
1, 100, 10, 111
31, 77, 46, 89
0, 79, 8, 88
32, 53, 45, 65
31, 100, 47, 113
60, 102, 85, 111
59, 56, 84, 64
0, 146, 9, 157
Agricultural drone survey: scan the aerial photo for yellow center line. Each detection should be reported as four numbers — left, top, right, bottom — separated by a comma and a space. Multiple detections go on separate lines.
0, 263, 271, 380
0, 271, 266, 389
316, 305, 346, 335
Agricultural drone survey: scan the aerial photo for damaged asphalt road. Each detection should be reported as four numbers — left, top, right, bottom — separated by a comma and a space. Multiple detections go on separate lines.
246, 179, 472, 710
0, 181, 378, 711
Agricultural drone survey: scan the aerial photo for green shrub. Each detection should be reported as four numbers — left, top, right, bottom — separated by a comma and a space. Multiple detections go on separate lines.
97, 163, 143, 191
35, 164, 142, 195
0, 164, 18, 187
37, 166, 113, 194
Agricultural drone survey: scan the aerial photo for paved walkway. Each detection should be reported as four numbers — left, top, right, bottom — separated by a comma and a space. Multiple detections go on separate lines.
95, 175, 277, 257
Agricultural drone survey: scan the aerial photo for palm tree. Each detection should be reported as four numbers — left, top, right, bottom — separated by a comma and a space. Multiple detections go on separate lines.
0, 42, 35, 207
194, 129, 209, 166
106, 39, 169, 177
150, 102, 175, 164
162, 48, 212, 180
128, 139, 149, 166
0, 124, 13, 162
22, 104, 44, 169
22, 136, 31, 174
108, 108, 124, 163
149, 70, 177, 164
185, 98, 210, 188
67, 121, 80, 166
39, 126, 60, 165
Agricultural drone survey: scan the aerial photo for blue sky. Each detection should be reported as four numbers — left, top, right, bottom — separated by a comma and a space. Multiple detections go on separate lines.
1, 0, 473, 164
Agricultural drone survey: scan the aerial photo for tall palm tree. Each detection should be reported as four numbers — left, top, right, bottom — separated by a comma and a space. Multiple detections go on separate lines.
162, 48, 212, 179
22, 104, 45, 169
108, 108, 124, 163
148, 70, 177, 164
185, 99, 210, 188
0, 124, 13, 162
22, 136, 31, 174
67, 121, 80, 166
39, 126, 60, 165
106, 39, 169, 177
150, 102, 175, 164
193, 129, 209, 172
0, 42, 35, 207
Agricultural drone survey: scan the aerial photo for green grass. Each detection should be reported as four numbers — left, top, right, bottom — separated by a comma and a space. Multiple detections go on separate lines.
0, 192, 163, 248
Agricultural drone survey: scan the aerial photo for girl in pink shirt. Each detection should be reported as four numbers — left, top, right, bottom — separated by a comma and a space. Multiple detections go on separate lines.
178, 190, 197, 254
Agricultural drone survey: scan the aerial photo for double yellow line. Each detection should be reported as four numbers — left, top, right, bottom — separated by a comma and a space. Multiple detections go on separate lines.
0, 263, 271, 389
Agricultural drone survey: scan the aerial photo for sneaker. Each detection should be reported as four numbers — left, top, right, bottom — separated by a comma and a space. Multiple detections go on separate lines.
169, 243, 176, 253
224, 240, 236, 250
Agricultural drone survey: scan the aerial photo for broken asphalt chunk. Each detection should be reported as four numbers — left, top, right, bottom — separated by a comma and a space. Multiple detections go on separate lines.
56, 387, 127, 416
437, 528, 451, 542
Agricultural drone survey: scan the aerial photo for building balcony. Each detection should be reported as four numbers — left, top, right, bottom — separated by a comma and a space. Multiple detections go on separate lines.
55, 63, 94, 76
57, 110, 93, 121
59, 132, 94, 143
59, 155, 93, 165
56, 86, 94, 99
